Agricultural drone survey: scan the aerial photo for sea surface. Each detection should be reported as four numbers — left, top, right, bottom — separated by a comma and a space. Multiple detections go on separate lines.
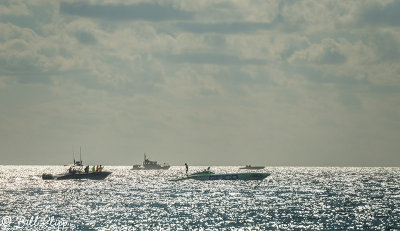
0, 166, 399, 230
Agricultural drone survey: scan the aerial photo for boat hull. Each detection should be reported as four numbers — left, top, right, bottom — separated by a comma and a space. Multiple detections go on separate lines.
193, 173, 270, 181
170, 172, 270, 181
133, 154, 170, 170
132, 166, 170, 170
239, 166, 265, 170
42, 171, 112, 180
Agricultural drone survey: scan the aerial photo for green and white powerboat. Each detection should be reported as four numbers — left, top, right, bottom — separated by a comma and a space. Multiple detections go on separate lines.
170, 168, 270, 181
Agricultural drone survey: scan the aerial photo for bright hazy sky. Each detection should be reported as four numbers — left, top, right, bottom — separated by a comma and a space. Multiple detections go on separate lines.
0, 0, 399, 166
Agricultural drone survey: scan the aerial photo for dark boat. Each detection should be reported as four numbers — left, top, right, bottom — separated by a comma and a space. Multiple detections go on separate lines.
239, 165, 265, 170
42, 170, 112, 180
42, 148, 112, 180
132, 153, 170, 170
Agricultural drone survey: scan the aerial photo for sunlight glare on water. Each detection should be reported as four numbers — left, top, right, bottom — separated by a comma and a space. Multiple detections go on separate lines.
0, 166, 399, 230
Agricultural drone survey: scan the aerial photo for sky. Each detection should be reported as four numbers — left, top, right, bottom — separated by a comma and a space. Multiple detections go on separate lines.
0, 0, 399, 166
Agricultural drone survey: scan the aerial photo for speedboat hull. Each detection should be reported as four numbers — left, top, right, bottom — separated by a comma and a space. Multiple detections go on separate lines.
42, 171, 112, 180
170, 172, 270, 181
192, 172, 270, 181
239, 166, 265, 170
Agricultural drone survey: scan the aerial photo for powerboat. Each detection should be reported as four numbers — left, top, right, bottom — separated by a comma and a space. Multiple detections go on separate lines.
42, 148, 112, 180
239, 165, 265, 170
42, 169, 112, 180
170, 168, 270, 181
132, 154, 170, 170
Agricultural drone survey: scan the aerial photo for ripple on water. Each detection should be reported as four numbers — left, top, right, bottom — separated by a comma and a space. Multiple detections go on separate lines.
0, 166, 399, 230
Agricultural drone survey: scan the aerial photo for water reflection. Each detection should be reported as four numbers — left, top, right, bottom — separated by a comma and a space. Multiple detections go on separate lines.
0, 166, 399, 230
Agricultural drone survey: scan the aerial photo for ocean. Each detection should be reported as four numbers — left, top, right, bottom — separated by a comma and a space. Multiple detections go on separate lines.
0, 166, 399, 230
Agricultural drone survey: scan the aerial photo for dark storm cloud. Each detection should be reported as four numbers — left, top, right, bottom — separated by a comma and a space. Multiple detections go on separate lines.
360, 1, 400, 27
166, 53, 266, 66
60, 2, 192, 21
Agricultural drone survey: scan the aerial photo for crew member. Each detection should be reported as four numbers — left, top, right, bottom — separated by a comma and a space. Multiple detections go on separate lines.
185, 163, 188, 174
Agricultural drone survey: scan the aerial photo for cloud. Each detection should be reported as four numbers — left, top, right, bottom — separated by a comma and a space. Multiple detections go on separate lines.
60, 2, 192, 21
0, 23, 60, 84
367, 83, 400, 95
166, 53, 266, 66
73, 30, 97, 45
176, 22, 273, 34
288, 38, 347, 65
0, 1, 57, 34
203, 34, 226, 47
369, 31, 400, 62
1, 0, 400, 166
360, 1, 400, 27
0, 1, 30, 16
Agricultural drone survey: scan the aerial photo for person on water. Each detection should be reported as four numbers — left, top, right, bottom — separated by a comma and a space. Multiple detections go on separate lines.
185, 163, 188, 174
99, 165, 103, 172
85, 165, 89, 174
92, 166, 95, 172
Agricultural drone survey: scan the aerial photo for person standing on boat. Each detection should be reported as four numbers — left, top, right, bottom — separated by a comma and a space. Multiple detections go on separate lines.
185, 163, 188, 174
